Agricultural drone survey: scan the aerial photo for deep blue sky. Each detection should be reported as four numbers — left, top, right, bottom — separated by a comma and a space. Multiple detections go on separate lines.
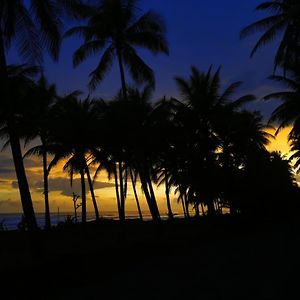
8, 0, 282, 118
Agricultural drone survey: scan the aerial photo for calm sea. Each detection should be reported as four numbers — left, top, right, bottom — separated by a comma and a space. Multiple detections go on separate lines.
0, 211, 155, 231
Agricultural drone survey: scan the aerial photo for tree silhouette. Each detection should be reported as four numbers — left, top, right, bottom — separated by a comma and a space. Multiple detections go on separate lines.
23, 76, 58, 229
241, 0, 300, 71
48, 94, 100, 224
65, 0, 169, 97
0, 64, 40, 230
0, 0, 85, 231
173, 66, 256, 216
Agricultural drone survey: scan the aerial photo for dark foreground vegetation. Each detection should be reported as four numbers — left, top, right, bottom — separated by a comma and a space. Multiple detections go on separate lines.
0, 216, 299, 300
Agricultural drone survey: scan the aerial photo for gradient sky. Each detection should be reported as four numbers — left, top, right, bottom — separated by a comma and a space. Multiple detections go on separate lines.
0, 0, 293, 215
7, 0, 283, 116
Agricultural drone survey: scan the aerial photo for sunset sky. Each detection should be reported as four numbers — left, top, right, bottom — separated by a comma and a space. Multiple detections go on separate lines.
0, 0, 294, 214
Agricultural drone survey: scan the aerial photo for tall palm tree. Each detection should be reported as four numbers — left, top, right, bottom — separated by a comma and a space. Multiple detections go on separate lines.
150, 97, 181, 219
0, 64, 40, 231
64, 0, 169, 97
174, 66, 255, 216
23, 76, 58, 230
240, 0, 300, 71
92, 86, 160, 221
0, 0, 84, 231
48, 95, 101, 224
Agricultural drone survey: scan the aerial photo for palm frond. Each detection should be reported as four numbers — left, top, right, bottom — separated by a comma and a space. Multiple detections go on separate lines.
15, 2, 42, 64
122, 45, 155, 87
73, 40, 107, 67
240, 15, 284, 39
89, 45, 115, 90
30, 0, 62, 60
220, 82, 243, 103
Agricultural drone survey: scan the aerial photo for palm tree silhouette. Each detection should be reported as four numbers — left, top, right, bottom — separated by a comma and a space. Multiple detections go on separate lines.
0, 0, 84, 231
241, 0, 300, 71
48, 94, 101, 224
0, 64, 40, 230
92, 86, 161, 221
23, 76, 58, 229
64, 0, 169, 97
150, 97, 182, 219
174, 66, 256, 216
264, 65, 300, 130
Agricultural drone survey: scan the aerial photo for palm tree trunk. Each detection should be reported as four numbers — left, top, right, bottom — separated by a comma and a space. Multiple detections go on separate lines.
194, 203, 200, 217
165, 169, 173, 219
182, 189, 190, 218
200, 202, 205, 216
124, 165, 128, 199
9, 127, 37, 231
139, 168, 160, 221
118, 161, 125, 221
146, 174, 161, 220
85, 164, 100, 221
0, 26, 38, 232
130, 168, 143, 220
117, 47, 128, 101
181, 197, 187, 218
73, 199, 77, 223
207, 199, 216, 216
80, 168, 87, 224
42, 141, 51, 230
179, 190, 187, 218
113, 162, 122, 219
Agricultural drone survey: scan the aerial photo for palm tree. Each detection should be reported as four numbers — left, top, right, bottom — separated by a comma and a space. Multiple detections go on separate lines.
263, 65, 300, 130
92, 87, 160, 221
0, 0, 85, 231
64, 0, 169, 97
150, 97, 181, 219
220, 110, 273, 214
0, 64, 40, 231
48, 94, 101, 224
0, 0, 85, 78
240, 0, 300, 71
23, 76, 58, 230
174, 66, 256, 216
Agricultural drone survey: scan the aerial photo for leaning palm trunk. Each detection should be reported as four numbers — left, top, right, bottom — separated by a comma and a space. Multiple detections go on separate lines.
147, 178, 160, 219
139, 166, 160, 221
42, 142, 51, 229
0, 30, 37, 231
80, 168, 87, 224
9, 127, 38, 231
164, 169, 173, 219
130, 168, 143, 220
85, 164, 100, 221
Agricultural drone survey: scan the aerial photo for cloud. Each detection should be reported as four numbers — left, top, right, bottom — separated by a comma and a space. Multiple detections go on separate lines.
0, 199, 19, 208
32, 177, 115, 197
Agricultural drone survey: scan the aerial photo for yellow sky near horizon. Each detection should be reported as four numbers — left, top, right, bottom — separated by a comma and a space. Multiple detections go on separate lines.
265, 127, 292, 156
0, 126, 295, 215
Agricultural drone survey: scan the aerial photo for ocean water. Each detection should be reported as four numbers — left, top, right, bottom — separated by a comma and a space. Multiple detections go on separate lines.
0, 211, 162, 231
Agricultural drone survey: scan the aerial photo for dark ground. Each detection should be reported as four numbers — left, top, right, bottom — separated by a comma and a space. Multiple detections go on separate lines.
0, 216, 299, 300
